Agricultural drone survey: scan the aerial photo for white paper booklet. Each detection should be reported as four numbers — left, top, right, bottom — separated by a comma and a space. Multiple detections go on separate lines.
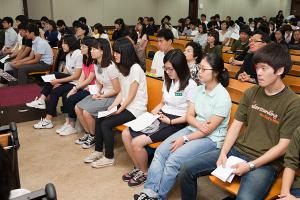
211, 156, 246, 183
0, 55, 10, 63
124, 112, 160, 131
97, 106, 117, 118
230, 32, 240, 40
41, 74, 56, 82
88, 85, 98, 95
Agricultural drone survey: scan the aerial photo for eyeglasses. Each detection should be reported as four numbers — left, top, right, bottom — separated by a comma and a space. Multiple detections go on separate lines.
249, 38, 263, 43
198, 65, 213, 73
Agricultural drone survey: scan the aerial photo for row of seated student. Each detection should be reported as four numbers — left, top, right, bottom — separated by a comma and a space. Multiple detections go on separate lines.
24, 37, 300, 200
7, 17, 296, 199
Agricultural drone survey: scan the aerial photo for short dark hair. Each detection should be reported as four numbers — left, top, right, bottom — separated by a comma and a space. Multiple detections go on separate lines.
114, 18, 125, 26
62, 34, 80, 52
93, 23, 105, 34
77, 23, 89, 36
57, 20, 66, 27
27, 23, 39, 36
253, 43, 291, 78
78, 17, 87, 24
72, 20, 80, 28
190, 19, 198, 26
163, 49, 191, 92
254, 30, 271, 43
201, 14, 206, 18
157, 28, 174, 42
48, 20, 57, 32
164, 15, 171, 21
17, 22, 28, 31
204, 53, 229, 87
113, 37, 140, 76
15, 15, 28, 23
207, 30, 220, 45
2, 17, 13, 26
92, 38, 113, 69
81, 37, 95, 66
186, 41, 202, 64
40, 16, 49, 22
221, 20, 229, 29
128, 28, 138, 44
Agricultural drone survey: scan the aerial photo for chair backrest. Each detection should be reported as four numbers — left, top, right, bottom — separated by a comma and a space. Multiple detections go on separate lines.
290, 49, 300, 56
223, 52, 234, 63
146, 76, 164, 111
227, 78, 255, 103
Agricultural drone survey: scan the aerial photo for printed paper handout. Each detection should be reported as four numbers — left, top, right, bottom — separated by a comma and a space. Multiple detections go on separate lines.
211, 156, 246, 183
97, 106, 118, 118
41, 74, 56, 82
124, 112, 160, 132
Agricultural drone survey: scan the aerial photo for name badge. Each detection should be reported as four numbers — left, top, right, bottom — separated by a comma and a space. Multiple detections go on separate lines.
175, 92, 183, 96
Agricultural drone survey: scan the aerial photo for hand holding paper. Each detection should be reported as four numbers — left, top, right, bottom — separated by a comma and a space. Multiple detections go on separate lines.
124, 112, 160, 131
211, 156, 246, 183
0, 55, 10, 63
97, 106, 118, 118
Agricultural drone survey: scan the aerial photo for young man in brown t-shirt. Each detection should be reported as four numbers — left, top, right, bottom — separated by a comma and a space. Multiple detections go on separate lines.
179, 43, 300, 200
278, 127, 300, 199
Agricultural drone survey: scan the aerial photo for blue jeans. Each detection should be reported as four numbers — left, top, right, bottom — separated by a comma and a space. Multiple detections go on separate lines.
179, 147, 278, 200
142, 127, 218, 200
291, 188, 300, 197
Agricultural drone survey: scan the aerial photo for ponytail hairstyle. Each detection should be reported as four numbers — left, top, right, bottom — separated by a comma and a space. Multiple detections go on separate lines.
204, 53, 229, 87
163, 49, 191, 92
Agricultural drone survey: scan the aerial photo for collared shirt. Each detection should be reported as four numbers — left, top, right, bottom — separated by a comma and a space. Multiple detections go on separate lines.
151, 50, 165, 78
32, 36, 53, 65
161, 79, 197, 116
4, 27, 18, 48
188, 83, 232, 148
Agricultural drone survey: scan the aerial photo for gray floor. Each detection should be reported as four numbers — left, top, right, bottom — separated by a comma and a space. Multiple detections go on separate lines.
16, 115, 230, 200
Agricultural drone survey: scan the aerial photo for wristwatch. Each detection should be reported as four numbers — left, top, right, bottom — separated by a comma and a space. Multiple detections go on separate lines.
183, 135, 189, 144
248, 161, 256, 171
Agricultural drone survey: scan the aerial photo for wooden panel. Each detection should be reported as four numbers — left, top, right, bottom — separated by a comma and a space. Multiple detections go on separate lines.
224, 63, 240, 78
292, 55, 300, 64
283, 75, 300, 94
290, 49, 300, 56
0, 133, 10, 147
146, 59, 152, 72
289, 65, 300, 77
222, 46, 231, 53
223, 52, 234, 63
227, 78, 254, 103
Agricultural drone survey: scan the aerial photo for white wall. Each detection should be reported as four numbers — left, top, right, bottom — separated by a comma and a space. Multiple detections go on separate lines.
27, 0, 52, 20
156, 0, 189, 25
0, 0, 23, 20
198, 0, 291, 21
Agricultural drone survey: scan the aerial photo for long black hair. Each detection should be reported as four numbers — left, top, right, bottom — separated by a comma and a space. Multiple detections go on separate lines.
62, 34, 80, 53
91, 38, 113, 73
81, 37, 95, 67
204, 53, 229, 87
113, 37, 140, 76
163, 49, 191, 92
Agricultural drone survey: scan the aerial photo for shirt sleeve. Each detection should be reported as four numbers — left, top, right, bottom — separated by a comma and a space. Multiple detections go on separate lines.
35, 41, 48, 55
129, 64, 144, 85
213, 90, 232, 118
74, 52, 83, 68
234, 86, 256, 122
185, 80, 197, 102
279, 102, 300, 139
107, 63, 119, 80
284, 128, 300, 170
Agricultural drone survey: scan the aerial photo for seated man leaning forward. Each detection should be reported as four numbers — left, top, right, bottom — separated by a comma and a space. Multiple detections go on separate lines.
9, 23, 52, 84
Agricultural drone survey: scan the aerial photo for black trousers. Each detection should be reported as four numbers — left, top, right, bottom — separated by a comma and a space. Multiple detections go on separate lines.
95, 108, 135, 159
64, 90, 90, 118
41, 72, 73, 116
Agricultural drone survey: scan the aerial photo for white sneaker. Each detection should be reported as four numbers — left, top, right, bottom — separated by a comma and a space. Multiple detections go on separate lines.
59, 124, 77, 136
91, 157, 115, 168
33, 118, 54, 129
56, 123, 68, 134
26, 97, 46, 109
84, 151, 103, 163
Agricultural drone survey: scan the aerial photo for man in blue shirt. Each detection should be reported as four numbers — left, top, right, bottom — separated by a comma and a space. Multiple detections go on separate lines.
9, 24, 52, 84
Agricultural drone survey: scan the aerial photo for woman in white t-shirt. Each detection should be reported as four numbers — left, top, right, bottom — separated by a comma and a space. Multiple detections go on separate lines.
219, 21, 231, 46
28, 35, 82, 129
75, 38, 120, 150
86, 37, 147, 169
122, 49, 197, 187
